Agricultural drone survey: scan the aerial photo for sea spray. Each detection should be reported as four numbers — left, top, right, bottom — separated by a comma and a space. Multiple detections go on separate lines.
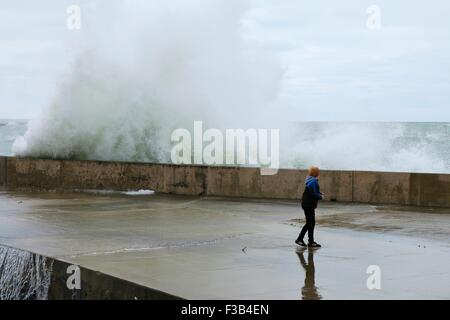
0, 245, 53, 300
282, 122, 449, 173
13, 0, 282, 162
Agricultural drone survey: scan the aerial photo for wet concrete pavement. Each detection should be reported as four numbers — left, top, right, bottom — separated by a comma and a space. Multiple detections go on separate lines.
0, 189, 449, 299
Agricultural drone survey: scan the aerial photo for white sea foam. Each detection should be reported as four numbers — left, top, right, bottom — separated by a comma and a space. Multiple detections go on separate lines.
123, 190, 155, 196
283, 123, 449, 174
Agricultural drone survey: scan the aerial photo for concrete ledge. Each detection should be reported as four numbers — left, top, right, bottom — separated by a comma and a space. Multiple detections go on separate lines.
2, 156, 449, 207
0, 244, 181, 300
49, 258, 182, 300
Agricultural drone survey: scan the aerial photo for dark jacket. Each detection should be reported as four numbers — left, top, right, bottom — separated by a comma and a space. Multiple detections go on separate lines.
301, 176, 323, 208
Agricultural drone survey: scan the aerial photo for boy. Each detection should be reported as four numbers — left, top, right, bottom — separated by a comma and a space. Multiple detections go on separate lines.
296, 166, 324, 248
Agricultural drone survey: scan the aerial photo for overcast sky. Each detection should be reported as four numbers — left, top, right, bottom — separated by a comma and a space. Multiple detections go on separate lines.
1, 0, 449, 121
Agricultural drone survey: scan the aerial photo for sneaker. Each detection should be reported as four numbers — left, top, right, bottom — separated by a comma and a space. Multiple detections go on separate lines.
295, 239, 307, 247
308, 242, 322, 248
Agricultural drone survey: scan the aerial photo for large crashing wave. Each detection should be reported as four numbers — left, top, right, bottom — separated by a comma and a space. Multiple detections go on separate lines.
12, 1, 449, 174
13, 0, 281, 162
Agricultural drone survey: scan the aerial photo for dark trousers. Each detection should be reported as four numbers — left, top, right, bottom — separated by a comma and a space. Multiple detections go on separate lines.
298, 206, 316, 243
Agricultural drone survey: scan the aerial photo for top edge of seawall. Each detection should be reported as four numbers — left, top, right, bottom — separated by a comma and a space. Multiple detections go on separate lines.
2, 155, 448, 176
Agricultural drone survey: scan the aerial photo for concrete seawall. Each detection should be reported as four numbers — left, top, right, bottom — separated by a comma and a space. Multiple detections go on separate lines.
0, 156, 449, 207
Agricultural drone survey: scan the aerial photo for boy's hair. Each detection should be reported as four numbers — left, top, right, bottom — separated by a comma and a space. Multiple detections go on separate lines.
308, 166, 320, 177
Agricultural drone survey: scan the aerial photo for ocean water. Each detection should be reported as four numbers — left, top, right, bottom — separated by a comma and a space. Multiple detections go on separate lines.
1, 119, 449, 174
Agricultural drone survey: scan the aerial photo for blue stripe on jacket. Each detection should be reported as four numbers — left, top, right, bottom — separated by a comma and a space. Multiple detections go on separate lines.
305, 176, 323, 200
